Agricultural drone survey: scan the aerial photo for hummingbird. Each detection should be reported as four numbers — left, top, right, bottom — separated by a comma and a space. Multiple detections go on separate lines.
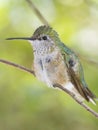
6, 25, 96, 104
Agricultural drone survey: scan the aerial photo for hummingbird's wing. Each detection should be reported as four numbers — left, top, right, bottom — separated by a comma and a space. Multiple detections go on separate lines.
60, 42, 96, 103
67, 61, 95, 102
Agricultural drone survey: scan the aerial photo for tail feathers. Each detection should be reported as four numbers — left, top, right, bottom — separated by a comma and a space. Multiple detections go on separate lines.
88, 97, 96, 105
84, 87, 96, 105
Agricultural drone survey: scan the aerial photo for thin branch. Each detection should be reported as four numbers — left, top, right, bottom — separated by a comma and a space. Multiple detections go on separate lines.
26, 0, 49, 25
54, 84, 98, 118
0, 59, 98, 118
0, 59, 35, 75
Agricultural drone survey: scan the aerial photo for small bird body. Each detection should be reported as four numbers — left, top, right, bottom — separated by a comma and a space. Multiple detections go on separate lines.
6, 25, 96, 104
33, 42, 69, 88
32, 40, 83, 101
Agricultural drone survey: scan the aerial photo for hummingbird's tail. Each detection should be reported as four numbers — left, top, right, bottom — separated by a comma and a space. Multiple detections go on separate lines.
68, 65, 96, 105
73, 79, 96, 105
83, 87, 96, 105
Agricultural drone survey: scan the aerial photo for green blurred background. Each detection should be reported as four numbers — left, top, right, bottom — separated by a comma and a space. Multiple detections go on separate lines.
0, 0, 98, 130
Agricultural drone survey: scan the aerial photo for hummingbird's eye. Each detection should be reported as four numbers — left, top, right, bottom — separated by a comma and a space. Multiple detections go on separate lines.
42, 36, 47, 40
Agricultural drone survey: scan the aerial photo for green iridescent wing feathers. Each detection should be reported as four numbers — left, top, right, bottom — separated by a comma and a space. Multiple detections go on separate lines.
59, 42, 96, 102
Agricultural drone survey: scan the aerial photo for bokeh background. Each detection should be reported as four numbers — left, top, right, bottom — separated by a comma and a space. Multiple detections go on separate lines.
0, 0, 98, 130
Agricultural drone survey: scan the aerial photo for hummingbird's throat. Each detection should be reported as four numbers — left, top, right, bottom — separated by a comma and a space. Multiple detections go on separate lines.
29, 39, 56, 55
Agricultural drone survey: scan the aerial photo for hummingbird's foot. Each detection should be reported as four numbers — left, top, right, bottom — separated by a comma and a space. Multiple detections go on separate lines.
53, 83, 62, 88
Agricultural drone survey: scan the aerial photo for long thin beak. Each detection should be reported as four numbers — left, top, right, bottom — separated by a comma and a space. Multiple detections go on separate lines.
6, 37, 35, 40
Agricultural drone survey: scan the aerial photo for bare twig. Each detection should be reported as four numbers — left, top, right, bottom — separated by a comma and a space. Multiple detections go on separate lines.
54, 84, 98, 118
0, 59, 98, 118
0, 59, 35, 75
26, 0, 49, 25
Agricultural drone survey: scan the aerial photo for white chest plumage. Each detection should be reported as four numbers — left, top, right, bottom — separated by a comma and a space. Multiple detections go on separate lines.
29, 39, 60, 87
33, 50, 59, 87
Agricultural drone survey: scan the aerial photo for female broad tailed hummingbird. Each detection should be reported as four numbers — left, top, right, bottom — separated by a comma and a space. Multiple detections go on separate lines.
6, 25, 96, 104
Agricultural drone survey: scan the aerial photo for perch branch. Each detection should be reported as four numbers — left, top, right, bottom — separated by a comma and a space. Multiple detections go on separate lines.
0, 59, 98, 118
0, 59, 35, 75
54, 84, 98, 118
26, 0, 49, 25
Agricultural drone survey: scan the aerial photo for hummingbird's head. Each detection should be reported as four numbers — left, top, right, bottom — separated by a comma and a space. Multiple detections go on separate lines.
6, 25, 60, 43
6, 25, 61, 54
32, 25, 59, 41
29, 25, 61, 50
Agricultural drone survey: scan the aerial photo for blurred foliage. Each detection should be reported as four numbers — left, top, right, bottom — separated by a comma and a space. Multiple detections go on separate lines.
0, 0, 98, 130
